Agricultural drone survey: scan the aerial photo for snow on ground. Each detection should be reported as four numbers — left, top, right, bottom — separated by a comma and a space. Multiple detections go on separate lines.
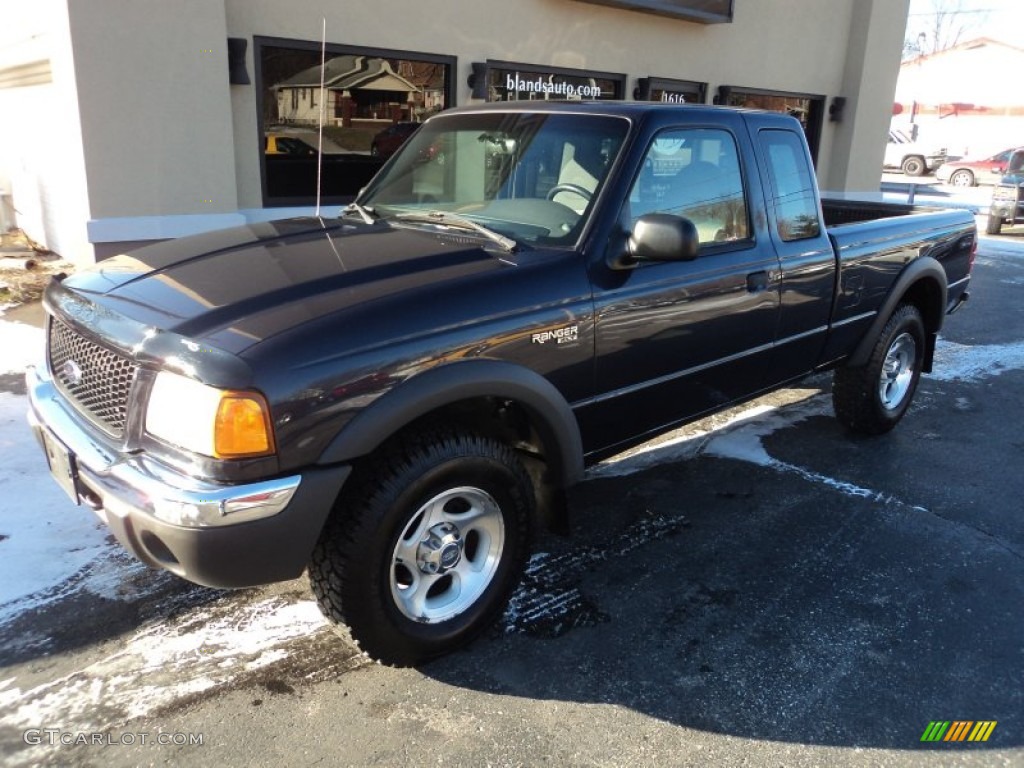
0, 317, 180, 629
0, 392, 118, 623
701, 396, 919, 508
0, 595, 341, 766
0, 316, 44, 374
931, 339, 1024, 383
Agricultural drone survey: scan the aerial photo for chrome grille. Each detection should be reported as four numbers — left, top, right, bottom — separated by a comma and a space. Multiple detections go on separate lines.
48, 316, 138, 436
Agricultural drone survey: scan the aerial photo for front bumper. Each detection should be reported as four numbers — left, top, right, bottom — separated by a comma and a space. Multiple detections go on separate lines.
26, 365, 351, 588
990, 199, 1024, 223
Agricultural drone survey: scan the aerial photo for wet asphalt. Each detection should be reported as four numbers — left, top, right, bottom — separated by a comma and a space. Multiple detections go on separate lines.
1, 224, 1023, 767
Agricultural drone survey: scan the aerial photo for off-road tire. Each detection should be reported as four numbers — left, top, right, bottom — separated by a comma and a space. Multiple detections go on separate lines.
308, 429, 533, 666
986, 215, 1003, 235
832, 304, 925, 435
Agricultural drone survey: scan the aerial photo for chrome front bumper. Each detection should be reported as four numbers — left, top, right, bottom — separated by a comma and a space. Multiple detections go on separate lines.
26, 364, 350, 588
26, 365, 302, 528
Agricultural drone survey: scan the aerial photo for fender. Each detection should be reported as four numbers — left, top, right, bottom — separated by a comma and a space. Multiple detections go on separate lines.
847, 256, 947, 370
317, 360, 585, 487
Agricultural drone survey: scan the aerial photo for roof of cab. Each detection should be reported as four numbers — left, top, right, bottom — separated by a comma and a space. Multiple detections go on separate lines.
429, 99, 800, 127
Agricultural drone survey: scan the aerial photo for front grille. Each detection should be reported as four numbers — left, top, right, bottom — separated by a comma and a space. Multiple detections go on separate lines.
48, 316, 138, 437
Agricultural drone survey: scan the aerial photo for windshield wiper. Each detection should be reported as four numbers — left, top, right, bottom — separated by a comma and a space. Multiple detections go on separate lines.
393, 211, 517, 253
343, 202, 378, 225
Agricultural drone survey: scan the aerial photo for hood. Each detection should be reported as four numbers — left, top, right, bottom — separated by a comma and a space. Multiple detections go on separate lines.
63, 218, 515, 354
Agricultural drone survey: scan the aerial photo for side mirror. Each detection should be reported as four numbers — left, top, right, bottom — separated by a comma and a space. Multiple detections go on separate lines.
628, 213, 700, 263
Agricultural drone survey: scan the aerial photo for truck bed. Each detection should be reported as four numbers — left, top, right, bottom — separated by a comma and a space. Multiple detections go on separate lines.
822, 197, 941, 227
816, 198, 975, 370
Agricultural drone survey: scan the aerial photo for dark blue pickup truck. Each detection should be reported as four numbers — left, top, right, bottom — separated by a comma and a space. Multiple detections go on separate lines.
27, 102, 975, 665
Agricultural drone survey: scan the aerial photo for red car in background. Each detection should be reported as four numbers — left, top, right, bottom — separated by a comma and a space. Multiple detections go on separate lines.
369, 122, 420, 159
937, 147, 1024, 187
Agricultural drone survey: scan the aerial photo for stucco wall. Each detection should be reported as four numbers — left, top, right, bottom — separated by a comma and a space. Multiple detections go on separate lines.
824, 0, 910, 192
224, 0, 909, 206
65, 0, 238, 220
0, 0, 93, 264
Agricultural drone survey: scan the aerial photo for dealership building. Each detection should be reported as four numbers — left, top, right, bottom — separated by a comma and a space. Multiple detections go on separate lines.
0, 0, 910, 265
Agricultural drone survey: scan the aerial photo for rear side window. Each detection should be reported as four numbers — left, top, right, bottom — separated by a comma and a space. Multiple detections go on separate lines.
759, 129, 821, 242
626, 128, 749, 247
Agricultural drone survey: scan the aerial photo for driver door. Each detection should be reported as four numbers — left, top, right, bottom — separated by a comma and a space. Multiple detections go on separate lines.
579, 121, 781, 455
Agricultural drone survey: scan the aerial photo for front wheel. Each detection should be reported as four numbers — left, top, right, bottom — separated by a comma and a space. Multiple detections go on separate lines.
832, 304, 925, 435
986, 214, 1003, 235
308, 429, 533, 666
949, 169, 974, 187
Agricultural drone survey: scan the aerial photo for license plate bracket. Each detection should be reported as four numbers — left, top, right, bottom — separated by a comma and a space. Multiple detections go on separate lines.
41, 428, 81, 505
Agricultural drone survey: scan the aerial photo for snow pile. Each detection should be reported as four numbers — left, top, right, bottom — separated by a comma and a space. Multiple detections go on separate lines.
0, 318, 44, 375
0, 392, 116, 625
0, 596, 331, 737
931, 339, 1024, 383
0, 316, 178, 627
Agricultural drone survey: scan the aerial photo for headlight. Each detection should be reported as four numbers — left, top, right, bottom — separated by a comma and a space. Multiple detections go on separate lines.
146, 371, 275, 458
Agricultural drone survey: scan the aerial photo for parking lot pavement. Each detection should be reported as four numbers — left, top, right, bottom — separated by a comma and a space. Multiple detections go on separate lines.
1, 232, 1023, 767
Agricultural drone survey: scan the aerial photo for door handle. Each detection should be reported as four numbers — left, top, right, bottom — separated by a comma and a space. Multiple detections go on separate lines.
746, 271, 769, 293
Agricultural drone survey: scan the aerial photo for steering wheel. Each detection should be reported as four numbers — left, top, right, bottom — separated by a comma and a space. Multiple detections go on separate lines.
546, 183, 594, 203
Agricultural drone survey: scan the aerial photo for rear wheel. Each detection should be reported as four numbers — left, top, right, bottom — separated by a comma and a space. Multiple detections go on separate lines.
901, 156, 926, 177
833, 304, 925, 435
309, 429, 533, 666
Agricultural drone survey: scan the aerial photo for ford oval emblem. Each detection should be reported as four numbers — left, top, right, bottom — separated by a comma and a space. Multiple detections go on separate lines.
62, 360, 84, 386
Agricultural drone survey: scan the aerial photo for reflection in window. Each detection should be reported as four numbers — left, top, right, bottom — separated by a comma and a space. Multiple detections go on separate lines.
626, 128, 748, 246
726, 91, 814, 132
257, 40, 453, 203
362, 113, 628, 247
723, 88, 825, 164
759, 130, 821, 242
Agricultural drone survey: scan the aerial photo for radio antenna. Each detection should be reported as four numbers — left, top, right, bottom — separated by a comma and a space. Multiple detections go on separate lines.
315, 17, 326, 218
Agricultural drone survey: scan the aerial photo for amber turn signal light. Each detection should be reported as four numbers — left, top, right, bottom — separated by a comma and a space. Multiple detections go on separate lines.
214, 392, 275, 458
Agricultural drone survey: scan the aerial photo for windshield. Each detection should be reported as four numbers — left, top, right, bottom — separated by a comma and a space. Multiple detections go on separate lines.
358, 112, 629, 247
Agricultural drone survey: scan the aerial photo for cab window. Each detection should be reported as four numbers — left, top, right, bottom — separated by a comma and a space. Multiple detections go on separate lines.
626, 128, 749, 247
759, 129, 821, 242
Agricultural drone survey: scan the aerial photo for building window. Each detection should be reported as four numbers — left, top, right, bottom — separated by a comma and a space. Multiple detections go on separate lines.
255, 36, 455, 205
716, 85, 825, 165
480, 60, 626, 102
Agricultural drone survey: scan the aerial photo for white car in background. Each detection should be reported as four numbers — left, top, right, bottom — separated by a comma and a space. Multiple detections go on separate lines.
883, 129, 950, 176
